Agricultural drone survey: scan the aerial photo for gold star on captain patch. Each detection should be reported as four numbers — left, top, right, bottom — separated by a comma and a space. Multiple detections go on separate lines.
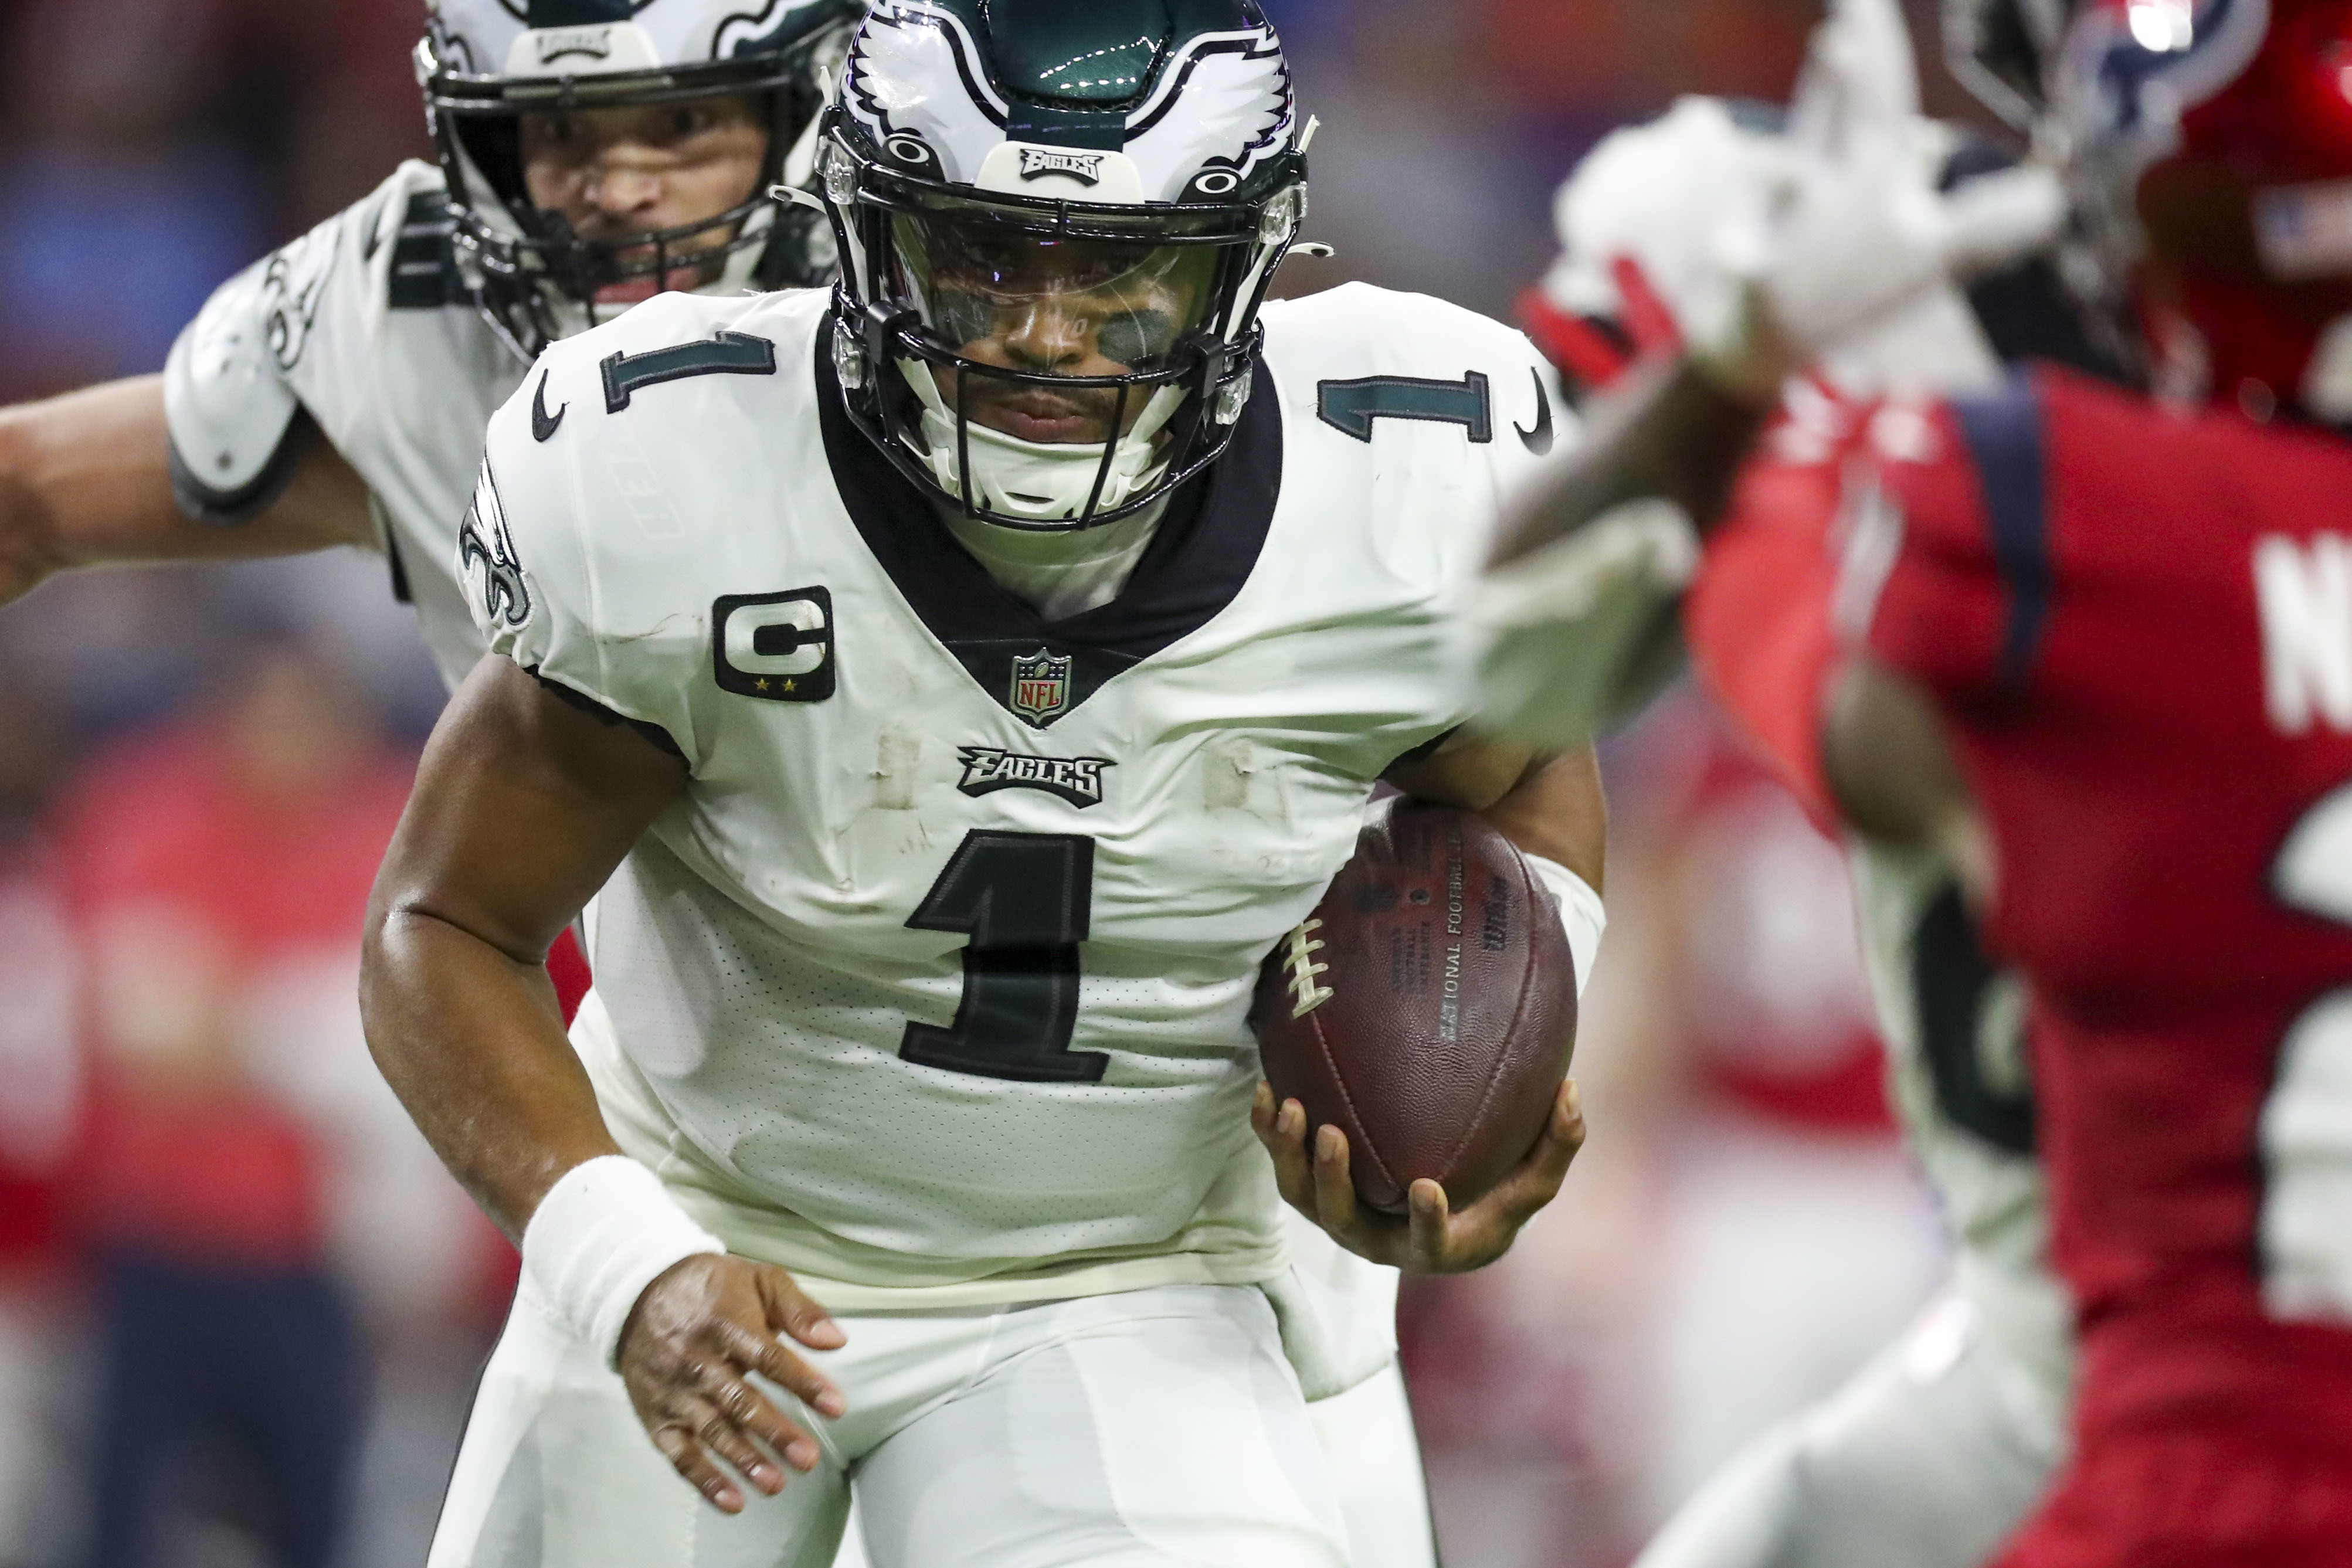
783, 678, 797, 693
754, 677, 771, 693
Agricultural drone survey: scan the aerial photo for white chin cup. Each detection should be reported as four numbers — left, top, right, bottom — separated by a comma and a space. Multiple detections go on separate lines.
900, 359, 1186, 525
521, 1155, 726, 1369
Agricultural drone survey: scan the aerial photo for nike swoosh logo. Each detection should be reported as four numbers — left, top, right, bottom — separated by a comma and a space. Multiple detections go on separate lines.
532, 371, 567, 443
1514, 369, 1555, 456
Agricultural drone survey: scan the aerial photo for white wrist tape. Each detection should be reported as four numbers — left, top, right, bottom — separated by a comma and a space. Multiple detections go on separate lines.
522, 1155, 726, 1369
1523, 853, 1607, 998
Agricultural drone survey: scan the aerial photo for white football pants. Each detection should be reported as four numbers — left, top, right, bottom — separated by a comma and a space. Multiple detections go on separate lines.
430, 1279, 1350, 1568
827, 1359, 1431, 1568
1633, 1293, 2063, 1568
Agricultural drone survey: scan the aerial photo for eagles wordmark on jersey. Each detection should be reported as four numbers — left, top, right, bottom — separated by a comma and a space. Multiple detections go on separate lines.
461, 281, 1566, 1305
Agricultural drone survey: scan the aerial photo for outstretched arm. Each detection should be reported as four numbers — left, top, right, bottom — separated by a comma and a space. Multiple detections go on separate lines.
362, 654, 844, 1516
0, 376, 375, 605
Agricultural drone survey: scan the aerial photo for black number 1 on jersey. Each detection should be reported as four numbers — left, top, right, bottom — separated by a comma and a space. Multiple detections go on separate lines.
901, 831, 1108, 1083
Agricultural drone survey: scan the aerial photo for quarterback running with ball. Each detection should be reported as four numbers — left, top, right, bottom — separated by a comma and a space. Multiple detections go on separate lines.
360, 4, 1604, 1566
0, 2, 1608, 1564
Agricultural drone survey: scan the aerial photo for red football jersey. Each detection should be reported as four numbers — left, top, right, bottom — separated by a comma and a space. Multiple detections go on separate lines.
1698, 366, 2352, 1562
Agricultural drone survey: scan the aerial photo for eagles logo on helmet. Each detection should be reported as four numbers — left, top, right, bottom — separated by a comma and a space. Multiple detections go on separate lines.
815, 0, 1314, 531
416, 0, 862, 361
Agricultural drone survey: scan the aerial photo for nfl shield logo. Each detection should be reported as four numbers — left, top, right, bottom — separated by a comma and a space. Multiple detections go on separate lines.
1010, 649, 1073, 725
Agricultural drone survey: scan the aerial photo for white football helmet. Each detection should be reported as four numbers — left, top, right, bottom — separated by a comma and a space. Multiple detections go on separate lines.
418, 0, 860, 360
817, 0, 1312, 531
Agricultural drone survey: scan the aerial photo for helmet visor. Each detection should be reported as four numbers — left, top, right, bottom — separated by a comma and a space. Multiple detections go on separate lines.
892, 209, 1227, 367
888, 209, 1230, 446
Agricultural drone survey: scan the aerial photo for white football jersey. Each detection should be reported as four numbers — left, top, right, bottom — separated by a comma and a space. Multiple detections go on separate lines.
164, 160, 524, 691
466, 282, 1564, 1305
1849, 841, 2073, 1408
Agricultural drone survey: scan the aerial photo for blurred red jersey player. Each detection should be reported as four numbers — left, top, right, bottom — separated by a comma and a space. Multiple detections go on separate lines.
1702, 0, 2352, 1553
1490, 0, 2352, 1562
1690, 361, 2352, 1562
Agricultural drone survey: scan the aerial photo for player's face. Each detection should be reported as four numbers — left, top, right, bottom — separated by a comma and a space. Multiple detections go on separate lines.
519, 96, 768, 305
892, 215, 1223, 444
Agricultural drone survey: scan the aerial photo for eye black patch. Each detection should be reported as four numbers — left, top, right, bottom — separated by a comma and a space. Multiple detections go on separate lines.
1097, 308, 1177, 368
930, 290, 999, 349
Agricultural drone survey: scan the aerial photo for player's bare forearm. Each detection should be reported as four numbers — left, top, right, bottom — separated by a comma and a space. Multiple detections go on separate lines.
366, 907, 612, 1241
0, 377, 376, 605
365, 659, 848, 1511
1389, 735, 1606, 892
1822, 655, 1995, 901
1477, 747, 1604, 894
1488, 357, 1773, 571
361, 654, 690, 1241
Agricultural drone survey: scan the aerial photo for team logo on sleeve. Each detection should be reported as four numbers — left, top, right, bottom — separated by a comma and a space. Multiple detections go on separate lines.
459, 468, 532, 631
713, 588, 836, 702
260, 224, 338, 372
956, 747, 1112, 807
1010, 650, 1073, 725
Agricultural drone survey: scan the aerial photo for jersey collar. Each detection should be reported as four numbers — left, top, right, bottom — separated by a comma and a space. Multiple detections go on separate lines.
817, 332, 1284, 729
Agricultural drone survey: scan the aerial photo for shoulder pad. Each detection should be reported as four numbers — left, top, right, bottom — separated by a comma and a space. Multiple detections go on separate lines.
1268, 284, 1561, 447
163, 254, 306, 522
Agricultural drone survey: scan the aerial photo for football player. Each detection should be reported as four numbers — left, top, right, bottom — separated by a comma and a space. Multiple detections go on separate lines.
1517, 90, 2085, 1568
1, 0, 849, 690
0, 2, 1604, 1564
1478, 0, 2352, 1561
358, 4, 1603, 1565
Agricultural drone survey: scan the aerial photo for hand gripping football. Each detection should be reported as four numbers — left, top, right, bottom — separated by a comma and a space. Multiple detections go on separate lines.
1251, 802, 1579, 1214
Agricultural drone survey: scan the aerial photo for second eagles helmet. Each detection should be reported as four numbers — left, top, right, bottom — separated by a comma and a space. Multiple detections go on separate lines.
418, 0, 860, 361
817, 0, 1312, 531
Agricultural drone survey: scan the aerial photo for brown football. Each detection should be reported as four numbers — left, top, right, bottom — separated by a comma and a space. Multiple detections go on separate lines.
1251, 802, 1577, 1215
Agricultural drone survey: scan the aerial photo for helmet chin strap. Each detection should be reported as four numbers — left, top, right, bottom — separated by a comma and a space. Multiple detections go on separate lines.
899, 360, 1188, 527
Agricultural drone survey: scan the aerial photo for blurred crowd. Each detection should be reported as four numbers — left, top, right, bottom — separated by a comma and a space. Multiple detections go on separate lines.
0, 2, 1984, 1566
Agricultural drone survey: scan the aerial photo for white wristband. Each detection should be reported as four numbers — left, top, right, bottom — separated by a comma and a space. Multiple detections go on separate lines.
1523, 852, 1607, 998
522, 1155, 726, 1369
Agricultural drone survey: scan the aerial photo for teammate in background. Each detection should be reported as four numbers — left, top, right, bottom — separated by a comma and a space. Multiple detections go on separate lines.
361, 4, 1601, 1563
1513, 86, 2106, 1568
0, 2, 1562, 1562
0, 0, 849, 691
1479, 0, 2352, 1561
